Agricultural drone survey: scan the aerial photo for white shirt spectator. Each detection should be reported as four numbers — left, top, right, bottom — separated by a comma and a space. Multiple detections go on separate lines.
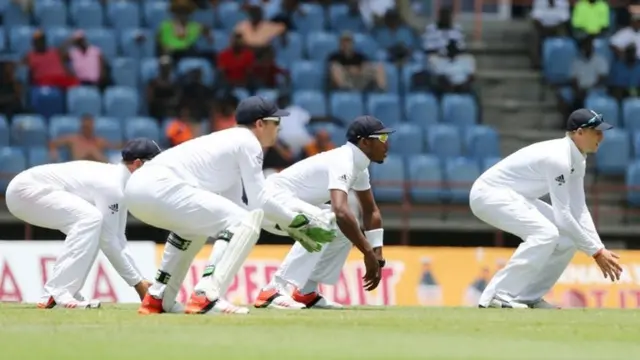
359, 0, 395, 28
278, 104, 312, 155
531, 0, 570, 27
422, 23, 466, 55
610, 26, 640, 58
429, 53, 476, 85
570, 53, 608, 89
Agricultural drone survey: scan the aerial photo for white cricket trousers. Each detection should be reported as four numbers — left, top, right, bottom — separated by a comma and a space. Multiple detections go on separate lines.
469, 179, 576, 307
5, 172, 103, 305
124, 164, 247, 311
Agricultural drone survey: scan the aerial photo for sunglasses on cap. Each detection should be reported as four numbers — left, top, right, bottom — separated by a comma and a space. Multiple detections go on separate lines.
367, 133, 389, 143
261, 116, 281, 125
578, 112, 604, 129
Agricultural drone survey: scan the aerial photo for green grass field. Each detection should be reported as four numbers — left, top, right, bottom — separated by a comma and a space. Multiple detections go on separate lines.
0, 304, 638, 360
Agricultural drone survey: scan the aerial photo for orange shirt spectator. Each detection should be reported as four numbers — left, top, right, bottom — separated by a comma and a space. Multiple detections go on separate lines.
218, 33, 255, 86
166, 107, 199, 147
303, 130, 336, 158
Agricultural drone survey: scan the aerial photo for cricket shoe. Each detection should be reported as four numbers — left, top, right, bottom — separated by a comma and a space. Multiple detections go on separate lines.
138, 294, 185, 314
479, 297, 529, 309
58, 300, 101, 309
37, 295, 99, 309
185, 292, 249, 315
254, 288, 306, 309
292, 289, 343, 309
525, 299, 561, 309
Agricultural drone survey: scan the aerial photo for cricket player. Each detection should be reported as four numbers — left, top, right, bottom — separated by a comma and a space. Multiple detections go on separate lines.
469, 109, 623, 309
126, 96, 335, 315
5, 138, 162, 309
254, 116, 392, 309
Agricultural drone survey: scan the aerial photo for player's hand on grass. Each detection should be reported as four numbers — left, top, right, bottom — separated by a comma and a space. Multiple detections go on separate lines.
134, 279, 152, 300
593, 249, 623, 282
363, 251, 381, 291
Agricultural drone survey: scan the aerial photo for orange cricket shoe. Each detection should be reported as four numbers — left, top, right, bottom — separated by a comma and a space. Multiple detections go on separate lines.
292, 289, 343, 309
254, 288, 306, 309
138, 293, 164, 315
185, 292, 215, 314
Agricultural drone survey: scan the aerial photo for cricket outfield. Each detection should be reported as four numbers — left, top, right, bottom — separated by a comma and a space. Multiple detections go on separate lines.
0, 304, 638, 359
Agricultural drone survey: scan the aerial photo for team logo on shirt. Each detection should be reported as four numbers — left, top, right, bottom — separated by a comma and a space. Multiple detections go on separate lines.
256, 154, 264, 165
571, 168, 575, 174
555, 175, 565, 185
108, 203, 119, 214
338, 174, 349, 184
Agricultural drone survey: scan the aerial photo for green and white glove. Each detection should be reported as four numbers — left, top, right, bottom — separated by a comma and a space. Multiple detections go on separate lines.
287, 213, 336, 253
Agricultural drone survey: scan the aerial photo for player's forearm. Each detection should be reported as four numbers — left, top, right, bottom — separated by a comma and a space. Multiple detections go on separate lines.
101, 239, 144, 286
554, 210, 604, 256
335, 208, 374, 256
361, 208, 382, 231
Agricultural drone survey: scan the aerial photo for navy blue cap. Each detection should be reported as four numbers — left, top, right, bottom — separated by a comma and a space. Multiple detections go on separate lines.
346, 116, 395, 143
566, 109, 614, 132
235, 96, 289, 125
121, 138, 162, 162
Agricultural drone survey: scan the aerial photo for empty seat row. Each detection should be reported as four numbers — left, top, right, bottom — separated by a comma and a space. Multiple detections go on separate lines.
28, 86, 140, 119
583, 95, 640, 130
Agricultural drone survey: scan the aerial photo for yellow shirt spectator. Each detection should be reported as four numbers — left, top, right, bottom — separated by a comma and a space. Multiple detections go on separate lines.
572, 0, 610, 35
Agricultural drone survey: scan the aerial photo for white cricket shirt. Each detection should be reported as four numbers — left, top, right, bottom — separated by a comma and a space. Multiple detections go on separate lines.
21, 160, 142, 285
148, 127, 265, 208
264, 142, 371, 206
477, 136, 604, 255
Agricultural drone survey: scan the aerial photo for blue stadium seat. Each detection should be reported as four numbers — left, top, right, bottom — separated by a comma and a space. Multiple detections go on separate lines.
11, 115, 48, 147
233, 88, 250, 100
307, 123, 344, 146
111, 58, 138, 89
375, 27, 416, 49
47, 27, 72, 47
176, 58, 214, 86
366, 94, 401, 125
369, 154, 404, 202
125, 117, 160, 142
465, 125, 500, 159
192, 8, 215, 28
0, 147, 27, 192
27, 147, 50, 167
626, 161, 640, 206
595, 129, 630, 175
593, 38, 613, 66
306, 32, 339, 62
0, 116, 8, 147
120, 29, 155, 59
144, 1, 169, 29
389, 124, 423, 156
329, 92, 363, 124
85, 29, 117, 61
30, 87, 65, 118
211, 30, 229, 52
401, 63, 424, 92
329, 4, 365, 33
95, 117, 123, 144
623, 98, 640, 131
255, 89, 279, 102
0, 28, 5, 53
140, 57, 159, 83
71, 1, 104, 29
104, 87, 139, 119
426, 124, 462, 159
445, 157, 481, 204
482, 156, 501, 172
3, 3, 29, 27
49, 116, 80, 139
273, 33, 303, 67
584, 94, 620, 128
405, 93, 438, 126
107, 1, 140, 31
68, 86, 102, 116
35, 1, 67, 29
383, 63, 400, 93
542, 37, 577, 85
10, 26, 35, 56
441, 94, 477, 127
291, 61, 325, 90
293, 4, 325, 35
219, 2, 246, 31
407, 154, 444, 203
353, 33, 379, 59
293, 90, 327, 117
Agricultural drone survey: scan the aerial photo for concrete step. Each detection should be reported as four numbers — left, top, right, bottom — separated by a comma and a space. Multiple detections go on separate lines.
476, 70, 550, 102
482, 99, 560, 130
475, 52, 532, 71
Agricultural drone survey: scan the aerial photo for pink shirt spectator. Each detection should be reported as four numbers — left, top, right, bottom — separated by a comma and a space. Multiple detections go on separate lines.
69, 46, 102, 82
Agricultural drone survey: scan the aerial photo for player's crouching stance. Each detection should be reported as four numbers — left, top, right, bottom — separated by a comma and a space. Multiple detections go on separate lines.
254, 116, 392, 309
5, 139, 161, 309
469, 109, 623, 309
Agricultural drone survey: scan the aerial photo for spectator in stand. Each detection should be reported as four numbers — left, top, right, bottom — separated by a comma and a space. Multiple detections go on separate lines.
179, 67, 212, 120
49, 114, 114, 162
571, 0, 610, 38
429, 40, 476, 95
263, 139, 295, 172
147, 55, 180, 121
611, 12, 640, 60
68, 30, 109, 89
251, 46, 289, 90
275, 93, 312, 156
209, 95, 238, 132
271, 0, 301, 32
558, 37, 608, 118
158, 0, 212, 63
218, 32, 255, 88
530, 0, 569, 68
0, 61, 24, 118
24, 30, 79, 89
609, 45, 640, 101
234, 5, 285, 51
328, 32, 387, 91
302, 129, 336, 159
378, 10, 414, 65
358, 0, 394, 29
165, 105, 200, 147
422, 7, 465, 55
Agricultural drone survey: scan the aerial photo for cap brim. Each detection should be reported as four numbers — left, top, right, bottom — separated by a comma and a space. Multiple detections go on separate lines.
373, 127, 395, 134
594, 122, 614, 131
272, 109, 290, 117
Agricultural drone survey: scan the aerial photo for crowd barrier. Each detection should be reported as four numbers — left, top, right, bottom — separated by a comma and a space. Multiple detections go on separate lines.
1, 241, 640, 308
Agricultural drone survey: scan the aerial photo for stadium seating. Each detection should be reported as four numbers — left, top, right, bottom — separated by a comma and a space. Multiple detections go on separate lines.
405, 93, 439, 126
306, 32, 339, 62
585, 94, 620, 127
389, 124, 423, 156
95, 117, 123, 144
626, 161, 640, 206
0, 116, 8, 147
441, 94, 477, 127
542, 37, 577, 85
445, 157, 481, 204
293, 90, 327, 118
369, 154, 404, 202
0, 147, 26, 192
27, 147, 50, 168
68, 86, 102, 116
330, 92, 363, 124
291, 61, 325, 90
407, 154, 443, 203
11, 115, 48, 148
622, 98, 640, 131
71, 1, 104, 29
595, 129, 630, 175
34, 1, 68, 29
104, 86, 139, 120
426, 124, 462, 159
367, 93, 401, 126
465, 125, 500, 160
30, 87, 65, 118
125, 117, 160, 142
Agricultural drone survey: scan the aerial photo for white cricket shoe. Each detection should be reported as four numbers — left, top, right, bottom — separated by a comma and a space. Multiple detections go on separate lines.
254, 288, 306, 310
59, 299, 101, 309
479, 296, 529, 309
292, 289, 343, 309
185, 292, 249, 315
525, 299, 561, 309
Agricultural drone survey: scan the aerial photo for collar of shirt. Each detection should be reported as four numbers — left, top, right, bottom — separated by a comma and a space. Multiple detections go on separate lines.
566, 136, 587, 171
346, 142, 371, 171
118, 163, 132, 190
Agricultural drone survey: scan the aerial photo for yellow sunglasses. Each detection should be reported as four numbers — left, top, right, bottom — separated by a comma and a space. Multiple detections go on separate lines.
368, 133, 389, 143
